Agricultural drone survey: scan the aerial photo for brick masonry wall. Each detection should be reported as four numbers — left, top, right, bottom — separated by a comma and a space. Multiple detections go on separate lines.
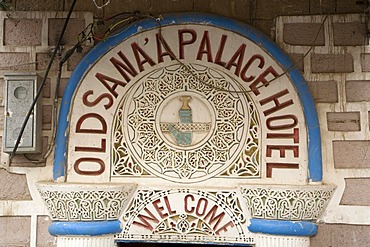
0, 1, 369, 247
0, 11, 93, 169
0, 216, 31, 245
0, 11, 93, 247
340, 178, 370, 205
311, 223, 370, 247
277, 12, 370, 246
2, 0, 369, 38
0, 169, 31, 200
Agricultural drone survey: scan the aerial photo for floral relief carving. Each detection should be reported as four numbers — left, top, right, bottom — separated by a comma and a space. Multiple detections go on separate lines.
112, 63, 261, 182
240, 185, 335, 221
117, 189, 252, 243
37, 183, 136, 221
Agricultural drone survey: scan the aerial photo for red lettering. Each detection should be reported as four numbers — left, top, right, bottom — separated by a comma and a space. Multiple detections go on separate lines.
76, 113, 107, 134
196, 31, 213, 62
266, 145, 299, 158
266, 114, 298, 130
75, 139, 106, 152
164, 196, 176, 215
133, 208, 159, 231
196, 198, 208, 216
215, 35, 228, 66
152, 199, 168, 219
249, 66, 279, 95
95, 72, 127, 98
215, 221, 234, 235
184, 194, 195, 213
225, 44, 246, 76
241, 54, 265, 82
267, 128, 299, 143
110, 51, 138, 82
82, 90, 113, 110
131, 42, 156, 72
204, 205, 226, 232
259, 89, 294, 116
156, 33, 175, 63
179, 29, 197, 59
266, 163, 299, 178
74, 158, 105, 176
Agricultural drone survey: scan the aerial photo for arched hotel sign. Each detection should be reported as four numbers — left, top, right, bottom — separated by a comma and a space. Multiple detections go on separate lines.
49, 13, 326, 246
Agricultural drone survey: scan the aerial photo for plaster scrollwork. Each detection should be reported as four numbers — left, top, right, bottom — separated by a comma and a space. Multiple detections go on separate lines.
37, 182, 136, 221
240, 185, 335, 221
112, 63, 261, 182
118, 189, 250, 243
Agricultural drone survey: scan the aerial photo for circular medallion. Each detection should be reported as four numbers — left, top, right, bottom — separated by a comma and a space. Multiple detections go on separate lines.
117, 63, 252, 183
155, 91, 215, 150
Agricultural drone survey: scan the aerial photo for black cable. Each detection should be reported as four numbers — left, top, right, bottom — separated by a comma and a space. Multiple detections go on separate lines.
10, 0, 77, 160
103, 11, 139, 21
23, 31, 89, 163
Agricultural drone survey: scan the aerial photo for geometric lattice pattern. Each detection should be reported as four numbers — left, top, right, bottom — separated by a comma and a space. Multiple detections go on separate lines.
117, 189, 253, 244
240, 185, 336, 221
112, 64, 261, 182
37, 184, 135, 221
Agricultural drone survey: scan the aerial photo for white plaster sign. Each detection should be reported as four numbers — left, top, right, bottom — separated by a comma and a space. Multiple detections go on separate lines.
117, 189, 254, 244
66, 24, 308, 184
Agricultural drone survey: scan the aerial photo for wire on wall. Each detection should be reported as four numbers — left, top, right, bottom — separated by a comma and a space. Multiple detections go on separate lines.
15, 11, 150, 163
12, 10, 329, 163
0, 59, 50, 70
10, 0, 78, 160
24, 20, 96, 163
93, 0, 110, 9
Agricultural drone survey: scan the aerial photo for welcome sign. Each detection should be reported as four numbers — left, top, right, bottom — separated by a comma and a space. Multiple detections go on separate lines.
117, 189, 253, 244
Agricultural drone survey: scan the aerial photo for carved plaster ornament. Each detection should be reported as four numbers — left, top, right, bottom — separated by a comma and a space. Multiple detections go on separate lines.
112, 63, 261, 182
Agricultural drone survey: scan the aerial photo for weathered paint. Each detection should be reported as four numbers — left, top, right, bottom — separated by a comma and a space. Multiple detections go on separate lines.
53, 13, 322, 182
248, 218, 317, 236
48, 220, 122, 236
47, 12, 326, 245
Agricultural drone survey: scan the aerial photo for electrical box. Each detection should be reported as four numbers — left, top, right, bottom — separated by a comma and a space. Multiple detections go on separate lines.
3, 73, 42, 153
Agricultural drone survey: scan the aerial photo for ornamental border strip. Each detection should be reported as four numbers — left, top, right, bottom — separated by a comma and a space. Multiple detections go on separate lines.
239, 185, 335, 221
37, 183, 136, 221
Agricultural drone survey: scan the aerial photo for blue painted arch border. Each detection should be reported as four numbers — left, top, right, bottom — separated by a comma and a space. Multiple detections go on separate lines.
53, 12, 322, 182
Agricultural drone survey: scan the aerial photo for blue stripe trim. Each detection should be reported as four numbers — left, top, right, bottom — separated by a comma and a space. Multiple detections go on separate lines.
48, 220, 122, 236
290, 69, 322, 182
53, 12, 322, 182
248, 218, 317, 237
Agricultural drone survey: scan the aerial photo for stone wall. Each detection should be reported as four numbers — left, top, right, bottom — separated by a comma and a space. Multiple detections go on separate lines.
0, 0, 370, 246
0, 10, 93, 247
2, 0, 368, 37
276, 13, 370, 245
